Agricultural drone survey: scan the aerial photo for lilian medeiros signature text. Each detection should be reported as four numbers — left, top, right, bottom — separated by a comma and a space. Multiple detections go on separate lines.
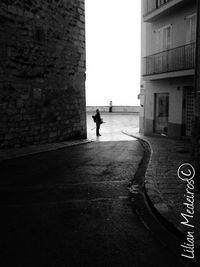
177, 163, 195, 259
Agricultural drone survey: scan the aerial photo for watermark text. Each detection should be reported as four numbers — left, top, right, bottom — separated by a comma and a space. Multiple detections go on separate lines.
178, 163, 195, 259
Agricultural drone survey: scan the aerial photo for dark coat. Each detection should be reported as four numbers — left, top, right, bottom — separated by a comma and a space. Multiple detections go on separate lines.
94, 113, 101, 124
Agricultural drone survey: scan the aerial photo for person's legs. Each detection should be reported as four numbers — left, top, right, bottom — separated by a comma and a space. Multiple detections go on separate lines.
96, 123, 101, 136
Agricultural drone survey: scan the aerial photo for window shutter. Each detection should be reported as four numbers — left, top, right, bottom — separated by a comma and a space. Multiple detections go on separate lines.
185, 18, 191, 44
191, 15, 196, 42
185, 15, 196, 44
166, 26, 171, 49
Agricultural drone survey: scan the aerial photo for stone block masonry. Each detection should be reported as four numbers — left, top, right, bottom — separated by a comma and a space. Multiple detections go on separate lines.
0, 0, 86, 148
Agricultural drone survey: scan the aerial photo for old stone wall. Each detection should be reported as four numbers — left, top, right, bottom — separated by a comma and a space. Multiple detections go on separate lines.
0, 0, 86, 148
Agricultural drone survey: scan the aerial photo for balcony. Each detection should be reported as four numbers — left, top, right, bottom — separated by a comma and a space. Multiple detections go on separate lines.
144, 0, 172, 14
142, 43, 195, 79
143, 0, 187, 22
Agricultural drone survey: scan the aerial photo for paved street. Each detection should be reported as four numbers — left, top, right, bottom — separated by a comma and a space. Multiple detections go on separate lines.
0, 114, 186, 267
87, 112, 139, 141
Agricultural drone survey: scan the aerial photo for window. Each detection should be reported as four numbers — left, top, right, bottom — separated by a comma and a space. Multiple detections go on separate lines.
157, 0, 169, 8
154, 25, 172, 73
144, 0, 170, 14
185, 14, 196, 44
155, 25, 172, 52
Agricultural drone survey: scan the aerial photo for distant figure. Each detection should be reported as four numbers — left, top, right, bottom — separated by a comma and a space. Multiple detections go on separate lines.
109, 101, 113, 112
93, 109, 102, 136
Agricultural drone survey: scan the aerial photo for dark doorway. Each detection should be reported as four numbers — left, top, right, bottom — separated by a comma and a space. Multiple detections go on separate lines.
154, 93, 169, 133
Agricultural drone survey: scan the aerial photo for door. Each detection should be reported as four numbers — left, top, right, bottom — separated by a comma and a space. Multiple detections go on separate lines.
155, 93, 169, 133
185, 88, 195, 136
185, 14, 196, 69
155, 25, 172, 73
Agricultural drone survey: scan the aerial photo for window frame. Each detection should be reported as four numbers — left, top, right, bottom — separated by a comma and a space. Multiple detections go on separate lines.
185, 13, 197, 45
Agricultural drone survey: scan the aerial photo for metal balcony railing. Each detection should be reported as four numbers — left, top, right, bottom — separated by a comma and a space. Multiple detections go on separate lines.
143, 0, 173, 16
142, 42, 196, 76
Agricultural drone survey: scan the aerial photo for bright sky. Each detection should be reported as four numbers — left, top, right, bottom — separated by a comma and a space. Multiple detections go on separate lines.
85, 0, 141, 107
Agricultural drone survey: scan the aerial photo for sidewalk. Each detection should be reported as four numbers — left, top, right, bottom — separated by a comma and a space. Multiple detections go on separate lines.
0, 139, 91, 161
123, 129, 200, 250
0, 113, 138, 161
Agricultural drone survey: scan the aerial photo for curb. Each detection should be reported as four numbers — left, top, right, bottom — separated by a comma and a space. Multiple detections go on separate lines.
0, 139, 92, 161
123, 130, 200, 265
123, 130, 184, 234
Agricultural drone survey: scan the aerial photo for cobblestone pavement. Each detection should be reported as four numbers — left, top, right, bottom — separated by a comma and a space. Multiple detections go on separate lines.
123, 129, 200, 253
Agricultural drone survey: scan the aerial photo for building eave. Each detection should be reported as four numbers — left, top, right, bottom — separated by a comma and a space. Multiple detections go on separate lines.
142, 69, 195, 81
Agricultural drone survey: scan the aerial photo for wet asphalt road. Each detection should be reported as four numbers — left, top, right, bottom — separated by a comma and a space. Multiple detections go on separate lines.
0, 140, 185, 267
0, 114, 186, 267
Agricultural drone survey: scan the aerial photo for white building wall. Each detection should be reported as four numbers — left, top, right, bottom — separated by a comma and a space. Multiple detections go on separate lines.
145, 81, 183, 121
144, 78, 194, 136
144, 4, 196, 56
141, 1, 196, 137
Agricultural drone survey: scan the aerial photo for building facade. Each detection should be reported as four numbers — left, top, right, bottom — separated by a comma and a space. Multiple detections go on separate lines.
0, 0, 86, 149
141, 0, 197, 137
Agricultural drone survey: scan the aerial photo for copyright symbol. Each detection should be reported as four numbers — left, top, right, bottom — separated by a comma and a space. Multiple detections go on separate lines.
177, 163, 195, 181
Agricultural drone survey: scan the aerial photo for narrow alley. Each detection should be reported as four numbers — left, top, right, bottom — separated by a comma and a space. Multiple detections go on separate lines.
0, 114, 185, 267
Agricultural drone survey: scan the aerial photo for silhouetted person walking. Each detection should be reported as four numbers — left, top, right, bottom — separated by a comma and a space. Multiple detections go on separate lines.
93, 109, 102, 136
